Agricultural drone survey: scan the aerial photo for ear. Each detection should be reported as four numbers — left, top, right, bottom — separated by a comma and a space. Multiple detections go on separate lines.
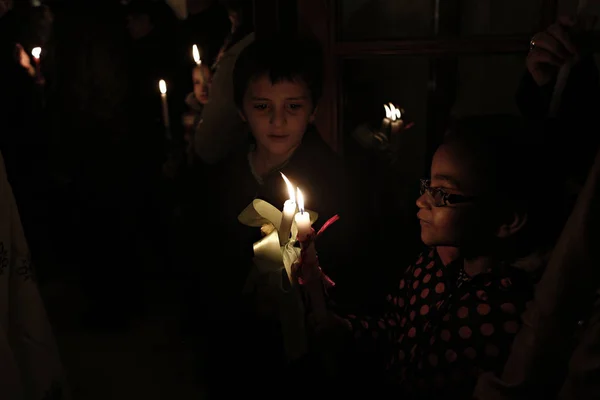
309, 105, 318, 124
496, 212, 528, 238
238, 109, 247, 122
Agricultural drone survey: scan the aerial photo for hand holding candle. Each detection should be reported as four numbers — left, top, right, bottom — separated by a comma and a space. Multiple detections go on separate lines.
380, 103, 403, 138
278, 173, 296, 245
294, 188, 327, 321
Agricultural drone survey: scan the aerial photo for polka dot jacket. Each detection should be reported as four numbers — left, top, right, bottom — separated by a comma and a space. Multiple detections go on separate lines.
345, 247, 537, 398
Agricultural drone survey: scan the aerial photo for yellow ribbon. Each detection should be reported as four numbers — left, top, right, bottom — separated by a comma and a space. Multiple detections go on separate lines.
237, 199, 318, 361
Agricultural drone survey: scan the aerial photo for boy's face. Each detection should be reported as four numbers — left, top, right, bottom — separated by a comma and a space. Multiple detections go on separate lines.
416, 142, 491, 248
192, 66, 210, 105
241, 75, 316, 158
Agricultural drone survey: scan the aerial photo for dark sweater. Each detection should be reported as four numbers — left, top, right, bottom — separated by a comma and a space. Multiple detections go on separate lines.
203, 129, 359, 305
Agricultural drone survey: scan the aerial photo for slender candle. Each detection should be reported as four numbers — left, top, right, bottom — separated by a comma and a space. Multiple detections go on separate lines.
31, 47, 42, 83
294, 188, 312, 242
159, 79, 170, 133
380, 103, 392, 136
388, 103, 404, 137
279, 173, 296, 245
192, 44, 202, 66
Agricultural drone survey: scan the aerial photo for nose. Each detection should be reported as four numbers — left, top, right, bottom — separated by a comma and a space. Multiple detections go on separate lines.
416, 192, 432, 209
269, 106, 286, 129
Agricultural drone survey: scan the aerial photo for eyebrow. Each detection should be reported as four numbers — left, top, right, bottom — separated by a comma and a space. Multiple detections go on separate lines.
432, 174, 461, 188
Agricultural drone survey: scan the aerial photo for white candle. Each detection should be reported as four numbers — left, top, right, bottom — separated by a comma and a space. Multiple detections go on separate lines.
279, 173, 296, 245
381, 103, 404, 137
31, 47, 41, 82
380, 103, 392, 136
192, 44, 202, 66
159, 79, 170, 131
294, 188, 312, 242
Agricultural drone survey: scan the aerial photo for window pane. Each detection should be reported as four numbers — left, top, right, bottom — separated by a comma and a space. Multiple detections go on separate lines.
452, 54, 525, 117
338, 0, 434, 40
341, 56, 430, 187
460, 0, 543, 35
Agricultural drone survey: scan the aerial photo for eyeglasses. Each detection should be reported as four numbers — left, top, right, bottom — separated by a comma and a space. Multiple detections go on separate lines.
419, 179, 476, 207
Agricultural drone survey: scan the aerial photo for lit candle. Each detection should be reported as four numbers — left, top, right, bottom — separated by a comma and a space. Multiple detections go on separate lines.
380, 103, 404, 137
294, 188, 312, 242
192, 44, 201, 66
158, 79, 170, 133
380, 103, 392, 136
279, 173, 296, 245
31, 47, 42, 83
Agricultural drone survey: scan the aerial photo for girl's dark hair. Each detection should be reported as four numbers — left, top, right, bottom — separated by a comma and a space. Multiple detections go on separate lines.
444, 115, 564, 256
233, 34, 323, 110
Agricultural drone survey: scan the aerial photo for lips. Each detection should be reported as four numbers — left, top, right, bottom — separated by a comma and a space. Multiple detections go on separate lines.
267, 134, 289, 141
417, 212, 430, 224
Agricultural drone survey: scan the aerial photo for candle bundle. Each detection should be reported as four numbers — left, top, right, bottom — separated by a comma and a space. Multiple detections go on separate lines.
292, 188, 338, 323
237, 174, 339, 360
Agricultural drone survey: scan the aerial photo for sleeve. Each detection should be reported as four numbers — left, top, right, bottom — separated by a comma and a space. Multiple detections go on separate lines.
343, 258, 416, 353
3, 154, 69, 400
193, 50, 247, 165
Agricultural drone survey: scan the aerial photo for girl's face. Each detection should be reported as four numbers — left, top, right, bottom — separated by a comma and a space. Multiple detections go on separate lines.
416, 143, 493, 250
192, 66, 210, 105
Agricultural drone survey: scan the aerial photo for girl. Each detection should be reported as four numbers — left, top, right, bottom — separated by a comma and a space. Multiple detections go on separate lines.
317, 116, 556, 398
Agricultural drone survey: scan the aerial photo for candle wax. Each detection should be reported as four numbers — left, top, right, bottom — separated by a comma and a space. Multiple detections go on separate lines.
390, 119, 404, 137
380, 118, 391, 136
295, 211, 311, 242
279, 200, 296, 245
161, 93, 170, 130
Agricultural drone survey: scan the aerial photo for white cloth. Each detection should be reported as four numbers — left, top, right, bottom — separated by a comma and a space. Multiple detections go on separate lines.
193, 33, 255, 164
0, 152, 67, 400
474, 145, 600, 399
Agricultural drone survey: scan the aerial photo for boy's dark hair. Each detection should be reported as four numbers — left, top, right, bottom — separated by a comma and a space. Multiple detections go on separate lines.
444, 115, 563, 254
233, 34, 323, 111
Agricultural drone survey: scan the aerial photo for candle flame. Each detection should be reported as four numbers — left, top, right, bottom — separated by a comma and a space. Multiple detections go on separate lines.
297, 188, 305, 213
31, 47, 41, 59
159, 79, 167, 94
384, 103, 401, 121
281, 173, 295, 203
192, 44, 201, 65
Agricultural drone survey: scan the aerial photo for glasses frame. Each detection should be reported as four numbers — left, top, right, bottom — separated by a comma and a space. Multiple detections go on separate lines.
420, 179, 477, 207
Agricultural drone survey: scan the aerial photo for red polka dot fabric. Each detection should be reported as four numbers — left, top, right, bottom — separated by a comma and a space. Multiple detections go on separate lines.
345, 248, 536, 398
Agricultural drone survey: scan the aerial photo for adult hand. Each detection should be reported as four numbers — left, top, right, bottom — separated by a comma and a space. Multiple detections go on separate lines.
527, 17, 579, 87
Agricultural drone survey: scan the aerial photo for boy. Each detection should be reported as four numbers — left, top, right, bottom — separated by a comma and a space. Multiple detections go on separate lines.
318, 116, 554, 398
186, 34, 363, 397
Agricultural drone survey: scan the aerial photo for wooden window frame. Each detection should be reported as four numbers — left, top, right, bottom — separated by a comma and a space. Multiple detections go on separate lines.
298, 0, 560, 155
